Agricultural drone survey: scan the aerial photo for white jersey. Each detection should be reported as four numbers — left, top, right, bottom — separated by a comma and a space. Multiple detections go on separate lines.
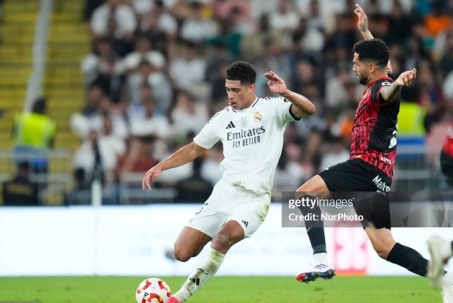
194, 97, 298, 195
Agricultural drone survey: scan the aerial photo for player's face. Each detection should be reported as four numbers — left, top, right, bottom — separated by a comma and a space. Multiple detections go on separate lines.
352, 53, 369, 85
225, 79, 255, 110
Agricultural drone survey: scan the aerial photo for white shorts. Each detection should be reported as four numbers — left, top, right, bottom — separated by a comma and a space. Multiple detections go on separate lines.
187, 179, 271, 238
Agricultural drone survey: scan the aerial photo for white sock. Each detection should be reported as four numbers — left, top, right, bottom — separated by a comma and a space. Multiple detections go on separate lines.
313, 252, 328, 263
173, 249, 225, 302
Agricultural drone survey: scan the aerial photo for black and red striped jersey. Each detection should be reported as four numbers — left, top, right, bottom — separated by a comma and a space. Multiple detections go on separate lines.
350, 73, 399, 177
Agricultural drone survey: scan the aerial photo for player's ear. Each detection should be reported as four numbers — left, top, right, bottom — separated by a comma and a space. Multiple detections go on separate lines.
249, 83, 256, 93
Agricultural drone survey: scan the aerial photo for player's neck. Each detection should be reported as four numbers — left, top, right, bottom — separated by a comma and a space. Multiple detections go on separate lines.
367, 71, 388, 85
237, 97, 257, 110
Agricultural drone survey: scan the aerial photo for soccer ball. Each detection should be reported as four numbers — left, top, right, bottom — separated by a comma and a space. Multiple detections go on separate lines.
135, 277, 172, 303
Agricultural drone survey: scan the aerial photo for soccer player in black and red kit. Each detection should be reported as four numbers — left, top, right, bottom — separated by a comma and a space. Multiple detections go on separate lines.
295, 4, 429, 283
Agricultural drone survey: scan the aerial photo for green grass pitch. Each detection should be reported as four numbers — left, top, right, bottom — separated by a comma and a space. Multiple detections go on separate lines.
0, 276, 443, 303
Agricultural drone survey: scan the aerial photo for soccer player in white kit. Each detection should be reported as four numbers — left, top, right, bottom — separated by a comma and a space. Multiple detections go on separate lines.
142, 61, 316, 303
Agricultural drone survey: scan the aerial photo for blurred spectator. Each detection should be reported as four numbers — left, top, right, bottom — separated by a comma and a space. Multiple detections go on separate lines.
207, 14, 243, 60
240, 14, 283, 61
127, 59, 173, 111
319, 136, 350, 170
116, 136, 158, 179
324, 13, 356, 57
294, 17, 325, 54
269, 0, 300, 34
415, 60, 445, 132
73, 118, 126, 185
82, 0, 104, 22
174, 157, 213, 202
2, 162, 39, 206
122, 34, 166, 74
13, 97, 56, 173
250, 0, 278, 20
127, 89, 171, 159
211, 0, 251, 23
81, 83, 106, 117
424, 0, 452, 38
137, 0, 178, 41
90, 0, 137, 56
301, 0, 335, 35
170, 90, 209, 137
64, 168, 91, 206
71, 94, 128, 140
325, 65, 355, 108
81, 37, 125, 102
180, 1, 217, 44
170, 0, 192, 25
169, 41, 206, 90
435, 30, 453, 78
385, 0, 413, 45
253, 39, 292, 97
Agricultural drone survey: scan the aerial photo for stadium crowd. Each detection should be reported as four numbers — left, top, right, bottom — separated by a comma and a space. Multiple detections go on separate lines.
65, 0, 453, 204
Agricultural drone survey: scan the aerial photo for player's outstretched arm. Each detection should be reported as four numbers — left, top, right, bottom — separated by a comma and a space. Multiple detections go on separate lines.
354, 4, 393, 71
142, 142, 207, 190
354, 4, 374, 40
380, 68, 417, 102
264, 71, 315, 119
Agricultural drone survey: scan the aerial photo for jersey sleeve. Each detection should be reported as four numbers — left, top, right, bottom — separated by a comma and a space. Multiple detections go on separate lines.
370, 77, 395, 105
193, 111, 222, 149
273, 97, 297, 125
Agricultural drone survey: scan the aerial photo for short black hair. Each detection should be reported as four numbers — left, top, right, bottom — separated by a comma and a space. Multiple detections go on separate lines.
226, 61, 256, 85
353, 39, 389, 69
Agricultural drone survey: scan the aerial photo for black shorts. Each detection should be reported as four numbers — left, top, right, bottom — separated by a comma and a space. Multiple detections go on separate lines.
319, 158, 392, 229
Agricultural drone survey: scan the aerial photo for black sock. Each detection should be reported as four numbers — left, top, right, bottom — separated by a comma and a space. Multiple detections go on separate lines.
387, 243, 428, 277
298, 195, 326, 254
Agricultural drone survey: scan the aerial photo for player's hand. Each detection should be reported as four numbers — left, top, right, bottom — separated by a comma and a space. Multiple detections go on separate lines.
395, 68, 417, 86
142, 165, 162, 190
354, 4, 369, 33
264, 71, 287, 95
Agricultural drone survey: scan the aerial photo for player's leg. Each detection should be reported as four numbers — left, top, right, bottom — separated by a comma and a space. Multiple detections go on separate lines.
427, 235, 453, 288
169, 181, 227, 303
295, 175, 335, 283
171, 220, 246, 303
170, 184, 269, 303
365, 225, 429, 277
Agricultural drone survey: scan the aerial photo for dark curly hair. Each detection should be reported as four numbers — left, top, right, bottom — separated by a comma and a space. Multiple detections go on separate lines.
226, 61, 256, 85
353, 39, 389, 69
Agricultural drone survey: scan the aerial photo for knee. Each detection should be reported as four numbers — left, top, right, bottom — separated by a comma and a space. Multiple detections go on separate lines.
372, 242, 393, 259
173, 245, 194, 262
